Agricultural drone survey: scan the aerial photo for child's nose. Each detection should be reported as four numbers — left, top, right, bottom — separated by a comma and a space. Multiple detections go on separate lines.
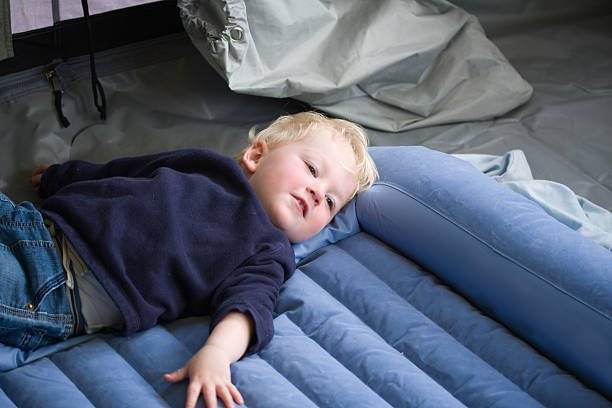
307, 186, 323, 206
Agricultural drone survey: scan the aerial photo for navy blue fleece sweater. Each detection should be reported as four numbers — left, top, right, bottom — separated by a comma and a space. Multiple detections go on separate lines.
39, 149, 295, 353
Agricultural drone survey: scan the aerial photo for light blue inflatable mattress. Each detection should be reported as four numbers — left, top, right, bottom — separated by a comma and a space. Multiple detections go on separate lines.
0, 146, 610, 408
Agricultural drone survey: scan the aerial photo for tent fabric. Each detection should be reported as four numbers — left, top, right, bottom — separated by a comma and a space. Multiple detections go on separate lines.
7, 0, 159, 34
0, 0, 13, 61
179, 0, 533, 132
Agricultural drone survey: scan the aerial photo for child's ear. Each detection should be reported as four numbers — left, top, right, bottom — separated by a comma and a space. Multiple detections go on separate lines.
242, 140, 268, 173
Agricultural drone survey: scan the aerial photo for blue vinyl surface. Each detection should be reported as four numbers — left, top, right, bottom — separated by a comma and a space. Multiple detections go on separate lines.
0, 147, 610, 407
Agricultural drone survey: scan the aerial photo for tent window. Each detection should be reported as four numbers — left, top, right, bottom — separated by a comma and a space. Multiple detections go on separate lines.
9, 0, 159, 34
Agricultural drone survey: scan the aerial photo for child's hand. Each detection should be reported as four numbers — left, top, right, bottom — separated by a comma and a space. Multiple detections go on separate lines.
164, 344, 244, 408
31, 164, 51, 191
165, 311, 252, 408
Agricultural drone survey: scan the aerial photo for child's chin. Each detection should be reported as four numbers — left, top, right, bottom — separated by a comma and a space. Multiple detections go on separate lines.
287, 235, 304, 244
288, 230, 319, 244
271, 212, 320, 242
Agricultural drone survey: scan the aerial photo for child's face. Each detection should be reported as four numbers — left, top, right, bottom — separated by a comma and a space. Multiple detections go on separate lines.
243, 128, 357, 243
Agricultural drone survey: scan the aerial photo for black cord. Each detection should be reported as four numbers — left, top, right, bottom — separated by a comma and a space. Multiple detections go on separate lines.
81, 0, 107, 120
50, 0, 70, 128
54, 88, 71, 127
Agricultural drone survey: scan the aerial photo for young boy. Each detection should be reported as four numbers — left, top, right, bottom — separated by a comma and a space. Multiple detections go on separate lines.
2, 111, 378, 408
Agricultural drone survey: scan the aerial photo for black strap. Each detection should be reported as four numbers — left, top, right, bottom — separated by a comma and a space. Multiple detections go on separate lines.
81, 0, 107, 120
49, 0, 70, 128
54, 89, 71, 128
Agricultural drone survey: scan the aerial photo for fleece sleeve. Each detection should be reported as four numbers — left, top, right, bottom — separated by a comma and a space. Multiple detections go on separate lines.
38, 149, 218, 199
209, 244, 294, 355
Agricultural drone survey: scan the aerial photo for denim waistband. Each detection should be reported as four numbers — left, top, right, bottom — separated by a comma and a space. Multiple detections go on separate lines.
47, 222, 86, 336
66, 265, 85, 336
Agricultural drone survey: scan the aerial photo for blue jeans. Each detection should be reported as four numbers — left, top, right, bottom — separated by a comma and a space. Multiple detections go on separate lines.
0, 192, 74, 351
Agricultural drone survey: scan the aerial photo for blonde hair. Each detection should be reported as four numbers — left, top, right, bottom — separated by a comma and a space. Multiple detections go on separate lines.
235, 111, 378, 198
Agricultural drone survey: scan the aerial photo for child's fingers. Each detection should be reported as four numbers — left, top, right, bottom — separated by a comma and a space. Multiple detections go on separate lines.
216, 384, 237, 408
227, 383, 243, 406
200, 383, 218, 408
183, 381, 203, 408
31, 164, 51, 177
31, 174, 42, 189
163, 367, 187, 383
31, 164, 52, 191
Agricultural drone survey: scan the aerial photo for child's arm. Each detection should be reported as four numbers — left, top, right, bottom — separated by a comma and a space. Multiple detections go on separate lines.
35, 149, 222, 199
164, 311, 253, 408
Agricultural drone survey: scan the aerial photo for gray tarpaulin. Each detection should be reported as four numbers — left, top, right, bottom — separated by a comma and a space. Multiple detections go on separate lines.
179, 0, 533, 132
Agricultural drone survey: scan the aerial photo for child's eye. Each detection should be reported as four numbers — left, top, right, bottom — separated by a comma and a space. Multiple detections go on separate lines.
307, 163, 316, 176
326, 196, 334, 209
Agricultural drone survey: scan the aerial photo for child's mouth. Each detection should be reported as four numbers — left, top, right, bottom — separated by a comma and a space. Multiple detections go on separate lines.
293, 195, 307, 217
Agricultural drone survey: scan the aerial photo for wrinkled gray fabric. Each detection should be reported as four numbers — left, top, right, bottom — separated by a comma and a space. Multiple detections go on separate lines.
179, 0, 533, 132
456, 151, 612, 251
0, 10, 609, 221
0, 0, 13, 61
